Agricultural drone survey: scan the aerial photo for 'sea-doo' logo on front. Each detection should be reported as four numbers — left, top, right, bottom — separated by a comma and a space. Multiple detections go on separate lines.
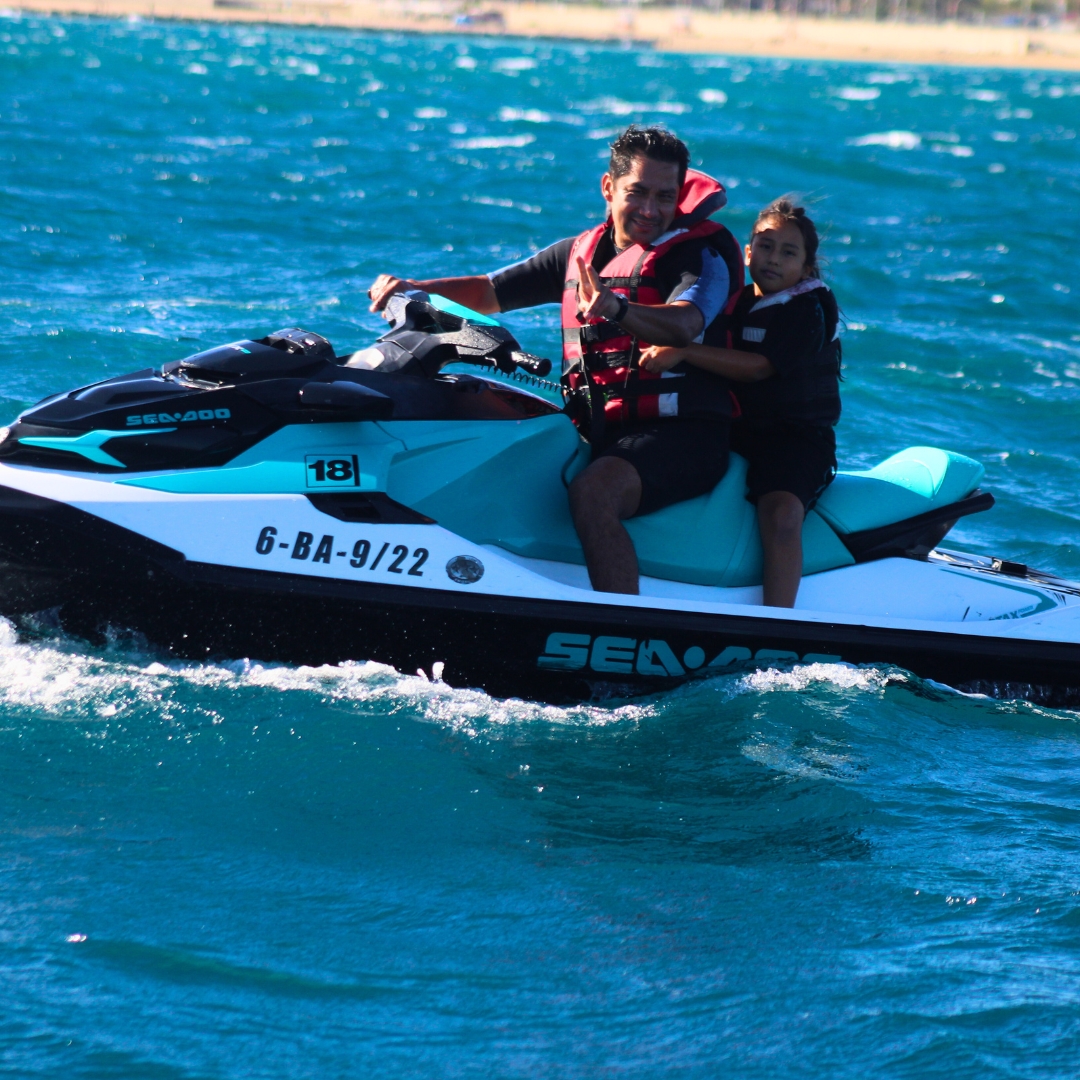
538, 632, 840, 677
127, 408, 231, 426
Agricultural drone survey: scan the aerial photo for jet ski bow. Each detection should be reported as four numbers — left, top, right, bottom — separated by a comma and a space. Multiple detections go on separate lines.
0, 293, 1078, 705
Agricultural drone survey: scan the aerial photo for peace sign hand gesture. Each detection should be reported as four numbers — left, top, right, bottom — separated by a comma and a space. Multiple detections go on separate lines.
576, 256, 620, 323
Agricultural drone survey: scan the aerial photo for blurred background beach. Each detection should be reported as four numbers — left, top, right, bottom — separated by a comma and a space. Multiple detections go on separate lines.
13, 0, 1080, 68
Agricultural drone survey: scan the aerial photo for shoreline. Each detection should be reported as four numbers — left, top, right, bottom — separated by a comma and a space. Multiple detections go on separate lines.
9, 0, 1080, 70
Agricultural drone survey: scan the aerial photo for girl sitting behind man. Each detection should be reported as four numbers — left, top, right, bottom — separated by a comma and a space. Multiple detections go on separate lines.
641, 197, 841, 608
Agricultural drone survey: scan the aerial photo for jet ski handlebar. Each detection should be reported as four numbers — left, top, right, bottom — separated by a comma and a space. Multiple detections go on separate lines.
350, 292, 552, 380
509, 351, 553, 378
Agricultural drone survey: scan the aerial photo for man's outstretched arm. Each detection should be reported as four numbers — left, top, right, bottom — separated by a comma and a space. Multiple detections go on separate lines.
368, 274, 500, 314
576, 258, 704, 346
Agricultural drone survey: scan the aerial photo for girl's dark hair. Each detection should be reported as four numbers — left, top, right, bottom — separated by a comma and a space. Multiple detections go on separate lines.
751, 197, 820, 277
609, 125, 690, 188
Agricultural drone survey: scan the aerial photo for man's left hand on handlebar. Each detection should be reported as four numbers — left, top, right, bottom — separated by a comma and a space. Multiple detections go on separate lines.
368, 274, 421, 313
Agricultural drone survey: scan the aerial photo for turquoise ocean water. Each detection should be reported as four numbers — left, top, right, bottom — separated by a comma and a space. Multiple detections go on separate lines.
2, 14, 1080, 1076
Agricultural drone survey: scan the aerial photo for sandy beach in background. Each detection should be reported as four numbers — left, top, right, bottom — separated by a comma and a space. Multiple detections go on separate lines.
11, 0, 1080, 69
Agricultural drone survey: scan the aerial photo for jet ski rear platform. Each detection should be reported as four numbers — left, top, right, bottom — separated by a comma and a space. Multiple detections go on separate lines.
1, 296, 1078, 706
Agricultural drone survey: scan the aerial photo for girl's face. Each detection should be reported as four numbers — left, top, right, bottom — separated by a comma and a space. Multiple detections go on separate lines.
745, 218, 812, 295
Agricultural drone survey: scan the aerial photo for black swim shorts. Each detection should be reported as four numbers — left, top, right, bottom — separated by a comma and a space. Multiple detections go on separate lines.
593, 418, 730, 517
729, 421, 837, 510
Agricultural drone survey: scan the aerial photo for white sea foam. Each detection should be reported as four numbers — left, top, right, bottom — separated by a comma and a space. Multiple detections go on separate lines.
926, 270, 980, 283
932, 143, 974, 158
697, 89, 727, 106
834, 87, 880, 102
414, 107, 446, 119
497, 107, 551, 124
463, 194, 541, 214
178, 657, 655, 736
575, 97, 690, 116
493, 57, 537, 73
0, 621, 650, 735
0, 620, 179, 717
735, 662, 900, 696
171, 135, 251, 148
451, 135, 535, 150
281, 58, 319, 77
848, 131, 920, 150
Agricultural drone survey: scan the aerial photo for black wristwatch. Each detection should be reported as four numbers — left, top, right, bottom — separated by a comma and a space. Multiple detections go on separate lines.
609, 293, 630, 324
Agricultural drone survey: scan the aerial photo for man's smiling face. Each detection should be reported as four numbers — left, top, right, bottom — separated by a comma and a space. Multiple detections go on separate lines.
602, 155, 681, 250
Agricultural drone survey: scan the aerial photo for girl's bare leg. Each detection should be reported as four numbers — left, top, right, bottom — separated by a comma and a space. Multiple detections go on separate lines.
757, 491, 805, 608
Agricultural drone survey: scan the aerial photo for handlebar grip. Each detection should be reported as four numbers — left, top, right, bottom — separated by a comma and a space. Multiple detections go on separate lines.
511, 351, 552, 377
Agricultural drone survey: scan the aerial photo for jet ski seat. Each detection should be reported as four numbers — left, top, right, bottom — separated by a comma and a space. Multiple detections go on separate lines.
397, 416, 987, 588
814, 446, 985, 534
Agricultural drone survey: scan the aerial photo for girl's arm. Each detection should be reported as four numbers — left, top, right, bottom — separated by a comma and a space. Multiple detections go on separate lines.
640, 343, 775, 382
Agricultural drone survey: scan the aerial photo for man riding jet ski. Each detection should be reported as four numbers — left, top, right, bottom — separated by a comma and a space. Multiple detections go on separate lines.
369, 125, 744, 596
0, 294, 1079, 705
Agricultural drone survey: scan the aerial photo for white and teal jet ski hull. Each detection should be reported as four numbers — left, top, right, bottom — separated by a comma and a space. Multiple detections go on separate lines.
0, 300, 1077, 704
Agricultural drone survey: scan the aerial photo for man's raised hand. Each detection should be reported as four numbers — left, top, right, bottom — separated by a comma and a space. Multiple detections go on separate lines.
368, 273, 421, 313
576, 257, 618, 322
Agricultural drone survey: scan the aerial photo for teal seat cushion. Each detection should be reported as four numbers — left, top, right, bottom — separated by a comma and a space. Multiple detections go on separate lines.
397, 425, 983, 587
815, 446, 984, 536
627, 456, 854, 586
399, 418, 855, 587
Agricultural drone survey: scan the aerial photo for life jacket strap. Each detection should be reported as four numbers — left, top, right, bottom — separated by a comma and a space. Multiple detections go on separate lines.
571, 322, 630, 346
563, 275, 659, 293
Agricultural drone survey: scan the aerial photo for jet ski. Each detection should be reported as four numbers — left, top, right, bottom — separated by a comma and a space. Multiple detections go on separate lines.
1, 293, 1079, 705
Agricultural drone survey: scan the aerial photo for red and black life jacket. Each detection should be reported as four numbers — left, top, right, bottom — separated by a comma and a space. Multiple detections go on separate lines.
561, 169, 743, 439
708, 278, 842, 427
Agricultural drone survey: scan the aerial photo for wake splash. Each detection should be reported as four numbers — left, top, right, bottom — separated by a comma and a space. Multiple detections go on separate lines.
734, 661, 905, 696
0, 618, 657, 734
0, 616, 930, 739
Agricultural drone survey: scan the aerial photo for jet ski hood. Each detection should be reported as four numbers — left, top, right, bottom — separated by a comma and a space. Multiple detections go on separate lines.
0, 298, 558, 475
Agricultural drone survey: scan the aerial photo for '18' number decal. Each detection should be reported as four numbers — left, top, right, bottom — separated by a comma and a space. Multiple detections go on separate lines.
305, 454, 360, 488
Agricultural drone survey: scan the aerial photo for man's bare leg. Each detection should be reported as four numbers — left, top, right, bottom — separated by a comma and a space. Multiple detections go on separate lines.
568, 456, 643, 594
757, 490, 805, 608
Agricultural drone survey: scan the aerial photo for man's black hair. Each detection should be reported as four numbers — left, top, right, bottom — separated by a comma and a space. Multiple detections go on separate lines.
608, 125, 690, 188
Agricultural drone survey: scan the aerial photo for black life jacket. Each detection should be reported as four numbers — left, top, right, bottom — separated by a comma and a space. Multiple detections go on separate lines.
709, 279, 842, 426
561, 169, 743, 441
